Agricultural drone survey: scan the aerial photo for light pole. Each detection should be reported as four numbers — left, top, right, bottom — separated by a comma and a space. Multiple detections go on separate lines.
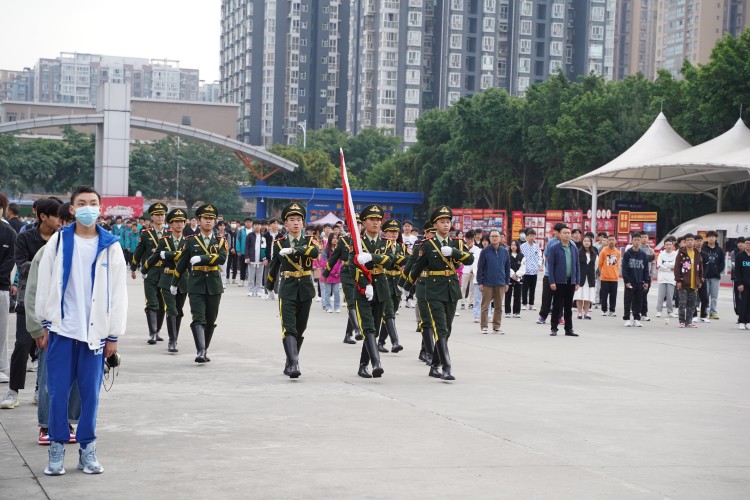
175, 137, 181, 207
298, 120, 307, 149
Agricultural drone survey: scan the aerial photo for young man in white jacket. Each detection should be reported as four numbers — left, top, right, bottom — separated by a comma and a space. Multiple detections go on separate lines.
35, 186, 127, 476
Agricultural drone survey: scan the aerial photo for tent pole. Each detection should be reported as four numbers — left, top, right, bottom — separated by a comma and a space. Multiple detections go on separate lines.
717, 185, 723, 213
591, 180, 598, 234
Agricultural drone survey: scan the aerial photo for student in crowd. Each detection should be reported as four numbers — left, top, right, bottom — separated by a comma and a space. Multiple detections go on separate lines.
574, 235, 598, 320
674, 233, 704, 329
656, 236, 678, 318
622, 232, 650, 328
598, 234, 620, 317
546, 226, 579, 336
520, 228, 542, 311
702, 230, 725, 320
505, 239, 525, 318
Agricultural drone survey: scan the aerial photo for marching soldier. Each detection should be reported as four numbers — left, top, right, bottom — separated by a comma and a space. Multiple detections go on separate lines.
352, 204, 393, 378
406, 206, 473, 381
322, 214, 363, 345
377, 219, 406, 353
171, 204, 227, 363
400, 221, 437, 365
266, 202, 319, 379
131, 202, 169, 344
146, 208, 188, 353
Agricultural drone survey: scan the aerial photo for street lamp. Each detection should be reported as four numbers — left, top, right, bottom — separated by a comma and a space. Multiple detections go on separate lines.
298, 120, 307, 149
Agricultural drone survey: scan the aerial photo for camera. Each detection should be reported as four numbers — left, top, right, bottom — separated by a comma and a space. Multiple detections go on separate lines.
104, 352, 121, 374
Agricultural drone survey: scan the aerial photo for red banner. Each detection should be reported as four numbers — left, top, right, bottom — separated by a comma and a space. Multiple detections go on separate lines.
340, 148, 371, 290
618, 211, 631, 234
511, 211, 523, 240
101, 196, 143, 218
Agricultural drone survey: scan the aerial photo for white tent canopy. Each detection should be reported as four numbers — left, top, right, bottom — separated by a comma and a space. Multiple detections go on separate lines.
557, 113, 750, 232
313, 212, 343, 226
656, 211, 750, 249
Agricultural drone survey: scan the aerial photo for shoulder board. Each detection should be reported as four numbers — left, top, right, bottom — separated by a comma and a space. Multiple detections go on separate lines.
187, 234, 199, 239
141, 228, 151, 232
275, 235, 287, 241
451, 237, 462, 241
160, 235, 170, 240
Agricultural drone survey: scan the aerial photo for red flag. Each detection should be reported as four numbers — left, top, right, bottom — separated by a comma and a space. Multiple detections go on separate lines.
340, 148, 371, 291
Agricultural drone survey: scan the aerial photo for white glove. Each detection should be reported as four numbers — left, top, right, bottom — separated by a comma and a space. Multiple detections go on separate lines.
160, 251, 166, 259
279, 248, 294, 256
190, 256, 201, 265
169, 286, 178, 295
365, 284, 374, 301
357, 253, 373, 265
397, 285, 406, 297
441, 246, 453, 257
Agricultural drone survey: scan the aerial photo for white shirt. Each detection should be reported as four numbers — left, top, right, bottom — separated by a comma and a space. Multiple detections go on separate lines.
253, 232, 262, 264
59, 234, 99, 342
403, 234, 418, 251
657, 249, 677, 285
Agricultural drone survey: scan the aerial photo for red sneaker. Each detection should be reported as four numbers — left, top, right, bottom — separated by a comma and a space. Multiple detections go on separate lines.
68, 424, 77, 444
558, 318, 565, 325
38, 427, 50, 446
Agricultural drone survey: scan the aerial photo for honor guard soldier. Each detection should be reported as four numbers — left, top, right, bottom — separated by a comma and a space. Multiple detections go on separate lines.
265, 202, 319, 379
171, 204, 227, 363
146, 208, 188, 353
131, 202, 169, 344
377, 219, 406, 353
406, 206, 473, 380
352, 204, 394, 378
322, 214, 363, 345
400, 221, 437, 365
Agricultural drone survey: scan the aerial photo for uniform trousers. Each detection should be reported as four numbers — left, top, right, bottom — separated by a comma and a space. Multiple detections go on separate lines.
161, 287, 187, 317
189, 293, 222, 327
278, 292, 312, 342
355, 293, 386, 364
423, 299, 458, 341
47, 333, 103, 446
143, 277, 165, 313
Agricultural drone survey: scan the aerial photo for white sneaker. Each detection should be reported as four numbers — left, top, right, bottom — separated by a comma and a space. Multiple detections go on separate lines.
0, 390, 19, 409
739, 324, 747, 330
624, 320, 633, 327
473, 319, 480, 323
247, 291, 253, 297
609, 312, 616, 317
0, 372, 8, 383
505, 313, 511, 318
513, 314, 521, 318
642, 316, 650, 322
669, 312, 679, 318
602, 311, 608, 316
455, 312, 460, 317
634, 320, 642, 327
655, 312, 662, 318
481, 327, 488, 334
530, 305, 537, 311
315, 297, 322, 302
700, 317, 711, 323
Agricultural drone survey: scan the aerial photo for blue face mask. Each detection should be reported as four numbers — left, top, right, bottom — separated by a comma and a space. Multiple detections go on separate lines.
75, 206, 100, 227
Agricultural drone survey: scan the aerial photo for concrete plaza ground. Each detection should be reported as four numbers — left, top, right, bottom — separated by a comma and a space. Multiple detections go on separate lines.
1, 279, 749, 499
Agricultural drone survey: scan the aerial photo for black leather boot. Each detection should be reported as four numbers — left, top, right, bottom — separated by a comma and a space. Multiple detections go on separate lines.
166, 315, 178, 353
204, 324, 215, 362
358, 343, 372, 378
427, 330, 442, 378
418, 342, 427, 363
386, 318, 403, 353
146, 310, 158, 344
191, 324, 207, 363
435, 338, 455, 381
155, 309, 165, 341
377, 322, 389, 352
422, 328, 435, 366
282, 335, 301, 378
176, 316, 182, 337
348, 309, 363, 340
344, 317, 356, 344
363, 334, 384, 377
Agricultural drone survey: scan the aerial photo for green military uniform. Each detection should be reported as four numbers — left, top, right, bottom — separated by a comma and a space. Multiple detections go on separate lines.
352, 204, 394, 378
377, 219, 407, 353
399, 222, 437, 364
265, 202, 318, 379
146, 208, 188, 353
322, 217, 362, 344
131, 202, 169, 343
406, 206, 474, 381
172, 204, 227, 363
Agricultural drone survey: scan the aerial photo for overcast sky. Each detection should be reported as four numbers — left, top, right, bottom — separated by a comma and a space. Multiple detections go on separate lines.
0, 0, 222, 82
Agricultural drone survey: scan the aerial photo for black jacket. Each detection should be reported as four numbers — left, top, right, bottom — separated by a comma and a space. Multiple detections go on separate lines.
578, 249, 597, 287
245, 231, 271, 262
701, 243, 725, 279
0, 220, 17, 291
8, 217, 24, 234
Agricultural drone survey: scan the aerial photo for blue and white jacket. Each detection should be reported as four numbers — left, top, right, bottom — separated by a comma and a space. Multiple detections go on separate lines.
35, 223, 128, 350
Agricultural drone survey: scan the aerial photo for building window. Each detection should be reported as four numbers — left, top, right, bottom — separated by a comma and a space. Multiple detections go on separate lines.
517, 77, 530, 92
451, 14, 463, 30
448, 92, 461, 104
449, 53, 462, 68
450, 34, 462, 49
549, 60, 563, 75
482, 36, 494, 51
519, 58, 531, 73
181, 116, 191, 126
521, 1, 532, 16
449, 72, 461, 87
519, 39, 532, 54
591, 25, 604, 40
551, 22, 564, 37
591, 7, 605, 22
407, 30, 422, 46
498, 59, 507, 77
405, 107, 419, 123
451, 0, 463, 10
552, 1, 565, 19
404, 126, 417, 142
520, 20, 532, 35
483, 0, 496, 14
480, 73, 493, 89
405, 88, 420, 104
483, 17, 495, 32
406, 69, 420, 85
407, 50, 421, 65
408, 11, 423, 27
550, 41, 563, 56
481, 55, 494, 70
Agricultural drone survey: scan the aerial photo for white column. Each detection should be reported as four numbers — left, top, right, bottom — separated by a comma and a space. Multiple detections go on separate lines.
95, 82, 131, 196
591, 179, 598, 234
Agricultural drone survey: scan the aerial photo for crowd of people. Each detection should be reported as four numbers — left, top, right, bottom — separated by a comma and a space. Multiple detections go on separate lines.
1, 189, 748, 477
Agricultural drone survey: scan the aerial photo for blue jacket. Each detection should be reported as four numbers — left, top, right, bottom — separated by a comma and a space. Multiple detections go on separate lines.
547, 241, 580, 286
476, 244, 511, 287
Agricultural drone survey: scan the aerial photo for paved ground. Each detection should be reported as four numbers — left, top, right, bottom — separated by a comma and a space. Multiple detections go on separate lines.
1, 279, 749, 499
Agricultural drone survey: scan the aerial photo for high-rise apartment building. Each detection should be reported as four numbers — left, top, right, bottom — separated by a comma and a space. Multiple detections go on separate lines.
615, 0, 658, 79
570, 0, 616, 80
220, 0, 350, 147
28, 53, 200, 106
346, 0, 428, 146
0, 69, 34, 101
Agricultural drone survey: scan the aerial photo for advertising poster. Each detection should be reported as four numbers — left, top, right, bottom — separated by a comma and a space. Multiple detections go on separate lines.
101, 196, 143, 218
